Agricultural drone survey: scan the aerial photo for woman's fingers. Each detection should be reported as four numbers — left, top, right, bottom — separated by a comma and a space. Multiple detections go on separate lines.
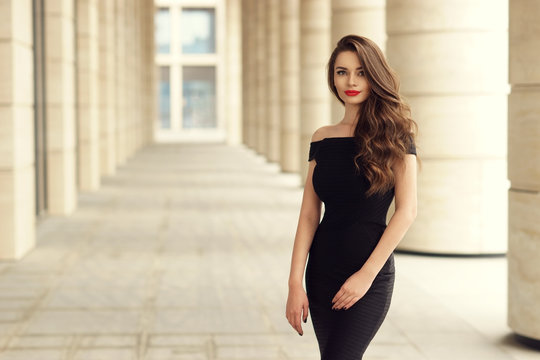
331, 288, 344, 305
287, 309, 304, 335
294, 309, 303, 335
333, 293, 354, 310
342, 296, 359, 310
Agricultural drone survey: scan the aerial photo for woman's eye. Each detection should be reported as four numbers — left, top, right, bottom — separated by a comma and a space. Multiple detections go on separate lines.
358, 71, 365, 76
337, 70, 346, 76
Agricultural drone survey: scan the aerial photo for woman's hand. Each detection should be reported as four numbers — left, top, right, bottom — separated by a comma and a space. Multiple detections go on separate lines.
286, 284, 309, 336
331, 269, 375, 310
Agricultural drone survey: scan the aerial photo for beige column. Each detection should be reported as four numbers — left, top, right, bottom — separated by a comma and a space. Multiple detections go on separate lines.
240, 0, 249, 146
508, 0, 540, 344
300, 0, 331, 182
386, 0, 508, 254
77, 0, 100, 191
226, 0, 243, 146
255, 0, 268, 156
243, 0, 257, 149
45, 0, 77, 214
0, 0, 36, 259
115, 0, 127, 164
266, 0, 281, 163
98, 0, 117, 176
145, 0, 156, 145
125, 1, 134, 158
279, 0, 300, 173
331, 0, 385, 124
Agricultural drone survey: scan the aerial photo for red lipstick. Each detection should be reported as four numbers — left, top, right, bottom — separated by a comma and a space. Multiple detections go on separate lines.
344, 90, 361, 96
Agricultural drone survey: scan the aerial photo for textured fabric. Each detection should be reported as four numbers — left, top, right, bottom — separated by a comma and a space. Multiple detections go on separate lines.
305, 136, 416, 359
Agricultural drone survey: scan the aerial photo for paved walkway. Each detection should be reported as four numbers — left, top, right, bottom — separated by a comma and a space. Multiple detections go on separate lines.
0, 143, 537, 360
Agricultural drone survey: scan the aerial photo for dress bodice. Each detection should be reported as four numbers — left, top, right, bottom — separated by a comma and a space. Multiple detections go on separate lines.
308, 137, 415, 229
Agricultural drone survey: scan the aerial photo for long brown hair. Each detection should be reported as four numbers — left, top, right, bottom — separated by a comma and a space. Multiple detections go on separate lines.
327, 35, 419, 196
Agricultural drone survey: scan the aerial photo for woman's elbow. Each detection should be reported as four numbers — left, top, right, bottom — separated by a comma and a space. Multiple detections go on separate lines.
397, 206, 416, 224
407, 206, 417, 223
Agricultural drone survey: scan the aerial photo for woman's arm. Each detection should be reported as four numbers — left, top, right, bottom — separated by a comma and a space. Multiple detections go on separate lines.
331, 154, 417, 310
288, 159, 322, 287
286, 131, 324, 335
361, 154, 417, 277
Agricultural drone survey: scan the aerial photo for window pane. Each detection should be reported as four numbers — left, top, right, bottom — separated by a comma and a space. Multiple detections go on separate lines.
181, 8, 216, 54
182, 66, 216, 128
158, 66, 171, 129
155, 8, 170, 54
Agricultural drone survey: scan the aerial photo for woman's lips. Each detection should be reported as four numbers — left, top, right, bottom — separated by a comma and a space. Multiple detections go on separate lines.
345, 90, 361, 96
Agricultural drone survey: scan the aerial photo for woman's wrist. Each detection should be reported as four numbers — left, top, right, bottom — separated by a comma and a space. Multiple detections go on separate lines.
288, 278, 303, 288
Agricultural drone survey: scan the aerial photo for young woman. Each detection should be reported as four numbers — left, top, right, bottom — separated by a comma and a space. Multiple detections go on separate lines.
285, 34, 418, 359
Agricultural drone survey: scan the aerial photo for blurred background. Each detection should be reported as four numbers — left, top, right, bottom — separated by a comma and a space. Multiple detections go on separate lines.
0, 0, 539, 359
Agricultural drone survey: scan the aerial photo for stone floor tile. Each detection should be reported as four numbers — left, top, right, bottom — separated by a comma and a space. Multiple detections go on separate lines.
78, 335, 138, 347
6, 335, 72, 349
24, 310, 141, 335
73, 348, 137, 360
148, 334, 210, 347
144, 348, 208, 360
215, 345, 282, 359
0, 349, 65, 360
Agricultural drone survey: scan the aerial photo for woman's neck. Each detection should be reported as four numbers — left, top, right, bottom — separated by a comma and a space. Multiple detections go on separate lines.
340, 103, 360, 127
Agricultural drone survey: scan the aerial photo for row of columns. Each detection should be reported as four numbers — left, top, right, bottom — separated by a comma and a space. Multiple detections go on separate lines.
0, 0, 156, 260
237, 0, 539, 344
240, 0, 508, 253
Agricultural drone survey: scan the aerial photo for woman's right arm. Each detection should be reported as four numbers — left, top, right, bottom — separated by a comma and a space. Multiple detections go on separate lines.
286, 131, 324, 336
287, 159, 322, 288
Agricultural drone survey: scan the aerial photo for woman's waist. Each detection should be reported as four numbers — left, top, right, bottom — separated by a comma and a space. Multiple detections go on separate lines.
319, 212, 387, 228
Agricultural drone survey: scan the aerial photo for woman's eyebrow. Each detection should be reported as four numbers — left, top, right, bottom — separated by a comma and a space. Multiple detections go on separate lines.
335, 66, 363, 70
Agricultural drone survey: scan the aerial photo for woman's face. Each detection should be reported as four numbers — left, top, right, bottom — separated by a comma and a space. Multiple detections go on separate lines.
333, 50, 371, 106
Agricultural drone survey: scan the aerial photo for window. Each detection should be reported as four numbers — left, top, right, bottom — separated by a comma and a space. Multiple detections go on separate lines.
181, 8, 216, 54
158, 66, 171, 129
155, 8, 171, 54
182, 66, 216, 128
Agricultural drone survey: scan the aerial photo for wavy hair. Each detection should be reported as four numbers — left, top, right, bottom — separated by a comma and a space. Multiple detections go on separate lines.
327, 35, 419, 196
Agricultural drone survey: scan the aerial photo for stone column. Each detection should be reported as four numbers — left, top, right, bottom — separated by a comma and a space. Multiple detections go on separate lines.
0, 0, 36, 259
98, 0, 117, 176
330, 0, 385, 125
266, 0, 281, 163
300, 0, 331, 182
386, 0, 508, 254
226, 0, 243, 146
279, 0, 300, 173
125, 1, 134, 158
77, 0, 100, 191
243, 0, 257, 149
45, 0, 77, 214
255, 0, 268, 156
508, 0, 540, 345
145, 0, 156, 145
115, 0, 127, 164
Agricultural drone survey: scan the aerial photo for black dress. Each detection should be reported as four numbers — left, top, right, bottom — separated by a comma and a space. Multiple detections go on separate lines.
305, 136, 416, 360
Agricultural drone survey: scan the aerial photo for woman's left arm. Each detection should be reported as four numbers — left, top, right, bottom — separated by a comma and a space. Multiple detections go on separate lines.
331, 154, 417, 310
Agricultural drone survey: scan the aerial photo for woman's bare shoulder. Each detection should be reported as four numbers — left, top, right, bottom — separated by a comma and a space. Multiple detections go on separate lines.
311, 125, 336, 142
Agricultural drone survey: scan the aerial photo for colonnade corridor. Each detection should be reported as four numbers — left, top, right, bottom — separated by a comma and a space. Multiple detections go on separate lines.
0, 143, 534, 360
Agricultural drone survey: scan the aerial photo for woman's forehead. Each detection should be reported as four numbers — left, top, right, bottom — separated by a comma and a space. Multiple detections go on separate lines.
335, 51, 362, 68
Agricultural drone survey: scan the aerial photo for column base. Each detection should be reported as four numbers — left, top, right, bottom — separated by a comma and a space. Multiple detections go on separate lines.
394, 249, 506, 258
514, 333, 540, 351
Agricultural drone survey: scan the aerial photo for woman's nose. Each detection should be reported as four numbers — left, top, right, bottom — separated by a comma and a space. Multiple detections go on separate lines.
348, 75, 357, 85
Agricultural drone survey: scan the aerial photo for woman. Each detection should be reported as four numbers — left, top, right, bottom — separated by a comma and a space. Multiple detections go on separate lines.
285, 34, 418, 359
